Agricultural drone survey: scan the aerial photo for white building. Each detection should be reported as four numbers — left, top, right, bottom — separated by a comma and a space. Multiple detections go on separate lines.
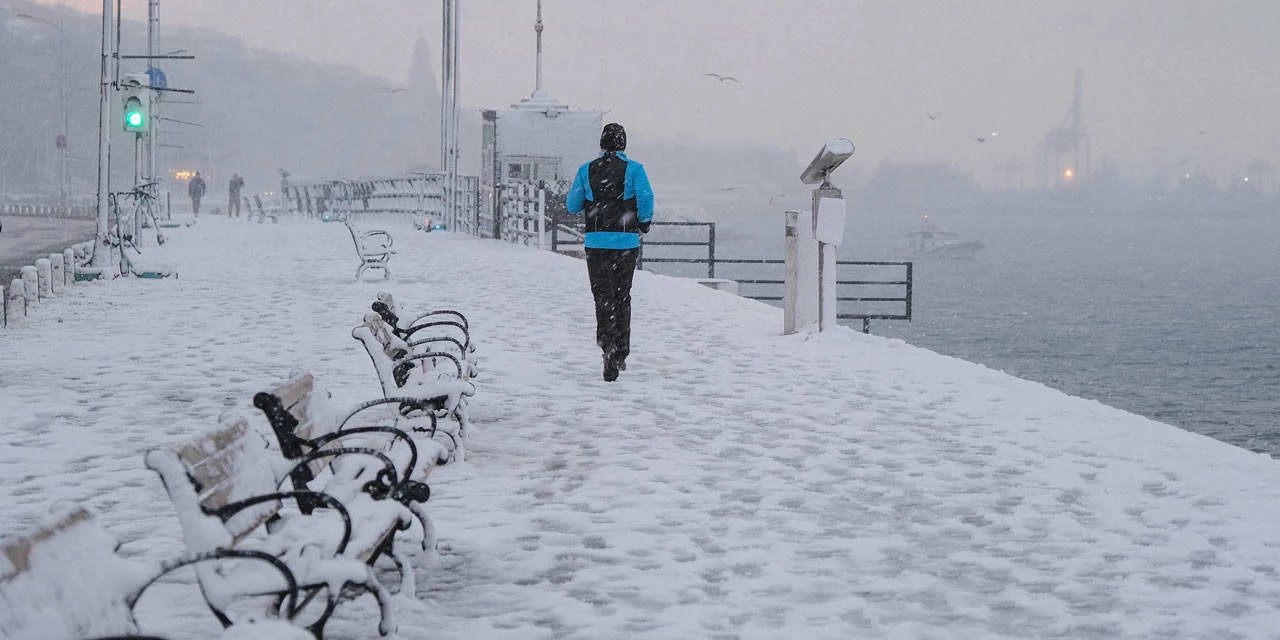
480, 1, 603, 220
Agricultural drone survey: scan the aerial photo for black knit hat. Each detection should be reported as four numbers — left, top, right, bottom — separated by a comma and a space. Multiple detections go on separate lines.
600, 123, 626, 152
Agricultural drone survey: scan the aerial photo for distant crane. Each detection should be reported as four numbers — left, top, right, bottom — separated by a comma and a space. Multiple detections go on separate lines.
1041, 70, 1091, 188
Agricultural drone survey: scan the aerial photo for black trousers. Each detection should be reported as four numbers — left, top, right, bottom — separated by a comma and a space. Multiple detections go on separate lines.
585, 247, 639, 360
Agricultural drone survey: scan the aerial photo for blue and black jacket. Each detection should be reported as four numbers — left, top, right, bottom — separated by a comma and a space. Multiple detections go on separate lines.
565, 151, 654, 250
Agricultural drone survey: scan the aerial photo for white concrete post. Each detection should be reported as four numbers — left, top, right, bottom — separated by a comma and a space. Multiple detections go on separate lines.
814, 194, 847, 331
5, 280, 24, 323
63, 248, 76, 286
36, 258, 53, 299
784, 209, 819, 334
49, 254, 64, 293
537, 184, 546, 250
21, 266, 39, 306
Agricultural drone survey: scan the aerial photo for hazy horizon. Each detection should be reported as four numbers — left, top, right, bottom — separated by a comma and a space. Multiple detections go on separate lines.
27, 0, 1280, 187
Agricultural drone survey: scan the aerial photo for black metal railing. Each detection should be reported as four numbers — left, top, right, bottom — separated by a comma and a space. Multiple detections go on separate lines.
551, 221, 717, 275
701, 259, 912, 333
636, 222, 716, 277
549, 218, 911, 333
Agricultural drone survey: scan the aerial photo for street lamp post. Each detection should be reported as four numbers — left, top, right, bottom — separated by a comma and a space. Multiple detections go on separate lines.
16, 13, 67, 205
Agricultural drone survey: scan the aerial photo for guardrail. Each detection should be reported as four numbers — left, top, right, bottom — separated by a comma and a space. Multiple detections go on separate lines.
711, 258, 913, 333
0, 203, 94, 218
282, 174, 480, 234
549, 218, 911, 333
499, 182, 546, 247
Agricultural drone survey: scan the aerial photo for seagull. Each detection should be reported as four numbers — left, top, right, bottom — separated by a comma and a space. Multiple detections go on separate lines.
927, 112, 942, 120
703, 72, 740, 84
377, 86, 410, 93
977, 130, 999, 143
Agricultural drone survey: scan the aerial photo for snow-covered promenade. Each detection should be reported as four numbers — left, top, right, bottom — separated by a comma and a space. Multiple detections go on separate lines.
3, 217, 1280, 639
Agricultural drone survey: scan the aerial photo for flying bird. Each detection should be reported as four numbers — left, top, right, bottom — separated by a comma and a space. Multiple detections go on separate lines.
927, 112, 942, 120
377, 86, 410, 93
703, 72, 740, 84
977, 130, 1000, 143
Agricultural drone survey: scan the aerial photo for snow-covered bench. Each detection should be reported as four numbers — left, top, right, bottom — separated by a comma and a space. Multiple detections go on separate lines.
353, 313, 476, 461
370, 292, 476, 372
252, 371, 451, 566
0, 507, 308, 640
145, 414, 410, 638
344, 221, 394, 281
243, 195, 279, 224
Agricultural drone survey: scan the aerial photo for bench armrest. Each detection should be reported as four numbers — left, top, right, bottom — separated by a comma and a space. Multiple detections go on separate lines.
134, 549, 303, 619
215, 491, 352, 555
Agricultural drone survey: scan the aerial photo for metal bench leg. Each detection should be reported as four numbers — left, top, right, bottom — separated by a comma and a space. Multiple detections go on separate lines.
389, 541, 416, 598
306, 596, 340, 639
407, 500, 438, 553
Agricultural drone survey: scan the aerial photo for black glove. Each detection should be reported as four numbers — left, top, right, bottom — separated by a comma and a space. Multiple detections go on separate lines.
638, 221, 652, 234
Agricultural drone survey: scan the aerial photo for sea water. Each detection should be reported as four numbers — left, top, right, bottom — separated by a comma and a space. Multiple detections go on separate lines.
660, 201, 1280, 456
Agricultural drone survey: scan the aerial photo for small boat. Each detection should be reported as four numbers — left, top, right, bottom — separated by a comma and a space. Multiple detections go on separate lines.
897, 214, 984, 259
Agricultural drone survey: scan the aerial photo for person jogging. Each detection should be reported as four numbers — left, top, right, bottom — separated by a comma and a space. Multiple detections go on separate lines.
565, 122, 655, 382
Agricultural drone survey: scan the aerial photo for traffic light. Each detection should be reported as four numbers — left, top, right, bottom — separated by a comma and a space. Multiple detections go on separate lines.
121, 76, 149, 133
123, 95, 147, 132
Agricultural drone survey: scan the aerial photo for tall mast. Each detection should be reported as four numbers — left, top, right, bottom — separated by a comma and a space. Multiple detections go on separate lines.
534, 0, 543, 95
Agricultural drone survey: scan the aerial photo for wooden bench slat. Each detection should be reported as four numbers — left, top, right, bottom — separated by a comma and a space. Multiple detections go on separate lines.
0, 508, 89, 580
0, 508, 154, 640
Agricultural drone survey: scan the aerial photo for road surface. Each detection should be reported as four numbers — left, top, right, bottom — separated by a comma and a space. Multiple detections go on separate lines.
0, 215, 95, 284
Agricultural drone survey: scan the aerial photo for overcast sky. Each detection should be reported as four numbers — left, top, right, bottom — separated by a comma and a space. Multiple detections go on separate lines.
40, 0, 1280, 182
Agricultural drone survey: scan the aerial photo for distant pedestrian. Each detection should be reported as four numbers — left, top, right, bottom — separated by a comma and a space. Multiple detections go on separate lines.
188, 172, 207, 215
565, 122, 655, 382
228, 173, 244, 217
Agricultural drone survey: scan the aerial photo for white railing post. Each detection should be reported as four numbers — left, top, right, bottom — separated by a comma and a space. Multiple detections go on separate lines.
21, 266, 40, 306
537, 184, 546, 250
63, 249, 76, 286
49, 254, 64, 294
5, 280, 25, 325
814, 191, 846, 332
784, 209, 819, 334
35, 258, 53, 299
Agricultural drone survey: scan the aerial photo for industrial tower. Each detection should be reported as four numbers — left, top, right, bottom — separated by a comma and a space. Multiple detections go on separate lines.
1041, 70, 1091, 188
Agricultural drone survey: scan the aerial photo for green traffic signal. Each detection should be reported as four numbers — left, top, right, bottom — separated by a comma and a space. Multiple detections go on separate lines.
123, 96, 147, 132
